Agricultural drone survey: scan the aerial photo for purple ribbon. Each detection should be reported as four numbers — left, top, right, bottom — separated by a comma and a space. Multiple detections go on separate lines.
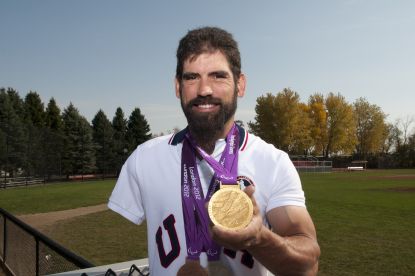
181, 124, 239, 261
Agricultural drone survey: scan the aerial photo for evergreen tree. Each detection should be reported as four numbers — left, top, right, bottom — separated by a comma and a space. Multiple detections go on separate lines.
45, 98, 63, 130
62, 103, 95, 177
6, 88, 25, 120
112, 107, 128, 175
0, 90, 26, 177
44, 98, 65, 177
92, 109, 115, 176
23, 91, 46, 176
24, 91, 45, 127
126, 107, 151, 150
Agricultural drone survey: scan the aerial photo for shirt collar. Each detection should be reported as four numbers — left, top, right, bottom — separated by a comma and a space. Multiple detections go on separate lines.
168, 124, 247, 150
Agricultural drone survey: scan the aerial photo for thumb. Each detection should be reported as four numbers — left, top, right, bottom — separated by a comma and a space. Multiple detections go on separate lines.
243, 184, 255, 198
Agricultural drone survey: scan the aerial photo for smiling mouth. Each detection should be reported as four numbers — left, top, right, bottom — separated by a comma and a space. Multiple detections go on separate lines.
190, 97, 222, 112
193, 102, 220, 112
197, 104, 216, 109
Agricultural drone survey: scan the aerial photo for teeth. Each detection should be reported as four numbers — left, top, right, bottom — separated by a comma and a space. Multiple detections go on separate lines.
198, 104, 214, 109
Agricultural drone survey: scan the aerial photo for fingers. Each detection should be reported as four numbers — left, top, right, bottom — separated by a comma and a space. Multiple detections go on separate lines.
208, 183, 262, 250
211, 224, 260, 251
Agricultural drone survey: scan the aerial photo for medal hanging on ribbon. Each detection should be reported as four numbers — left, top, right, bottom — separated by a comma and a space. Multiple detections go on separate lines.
187, 124, 253, 231
179, 124, 253, 273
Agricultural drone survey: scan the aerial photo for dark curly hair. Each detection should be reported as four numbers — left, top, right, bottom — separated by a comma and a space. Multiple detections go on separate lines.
176, 26, 241, 82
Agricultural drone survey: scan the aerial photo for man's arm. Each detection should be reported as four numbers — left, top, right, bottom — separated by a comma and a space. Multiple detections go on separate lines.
210, 186, 320, 275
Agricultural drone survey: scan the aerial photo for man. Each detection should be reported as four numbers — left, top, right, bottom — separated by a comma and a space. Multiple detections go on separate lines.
108, 26, 320, 275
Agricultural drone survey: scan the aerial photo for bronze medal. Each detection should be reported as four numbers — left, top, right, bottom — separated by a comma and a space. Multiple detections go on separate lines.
208, 261, 232, 276
177, 259, 208, 276
208, 184, 253, 230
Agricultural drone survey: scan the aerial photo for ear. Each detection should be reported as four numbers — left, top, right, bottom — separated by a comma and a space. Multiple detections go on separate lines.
236, 73, 246, 97
175, 77, 181, 98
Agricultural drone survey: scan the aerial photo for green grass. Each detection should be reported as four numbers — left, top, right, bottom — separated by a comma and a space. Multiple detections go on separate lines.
1, 170, 414, 274
0, 180, 116, 215
42, 211, 148, 266
302, 169, 415, 275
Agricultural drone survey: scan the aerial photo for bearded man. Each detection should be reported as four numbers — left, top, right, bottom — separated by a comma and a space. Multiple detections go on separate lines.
108, 26, 320, 276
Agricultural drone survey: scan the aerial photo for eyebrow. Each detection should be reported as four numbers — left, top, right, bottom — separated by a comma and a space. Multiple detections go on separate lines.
181, 72, 199, 79
209, 70, 230, 77
182, 70, 230, 79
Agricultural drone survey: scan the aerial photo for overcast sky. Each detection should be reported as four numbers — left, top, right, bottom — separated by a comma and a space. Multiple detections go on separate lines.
1, 0, 414, 134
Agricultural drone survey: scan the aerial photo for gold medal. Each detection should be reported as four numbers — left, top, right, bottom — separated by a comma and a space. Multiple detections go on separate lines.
208, 184, 253, 230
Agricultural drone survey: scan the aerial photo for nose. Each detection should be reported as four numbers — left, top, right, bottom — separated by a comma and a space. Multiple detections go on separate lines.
197, 77, 213, 97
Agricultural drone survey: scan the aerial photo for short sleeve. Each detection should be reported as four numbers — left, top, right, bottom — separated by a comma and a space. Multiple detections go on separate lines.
108, 149, 146, 224
266, 151, 305, 213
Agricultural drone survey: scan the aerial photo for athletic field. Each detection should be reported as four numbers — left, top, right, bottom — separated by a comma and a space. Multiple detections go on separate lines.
1, 169, 414, 275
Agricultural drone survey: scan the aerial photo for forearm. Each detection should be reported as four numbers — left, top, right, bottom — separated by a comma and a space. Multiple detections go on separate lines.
247, 225, 320, 276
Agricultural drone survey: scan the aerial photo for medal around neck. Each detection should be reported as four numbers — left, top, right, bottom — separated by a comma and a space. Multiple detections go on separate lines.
208, 183, 253, 230
177, 259, 208, 276
208, 261, 232, 276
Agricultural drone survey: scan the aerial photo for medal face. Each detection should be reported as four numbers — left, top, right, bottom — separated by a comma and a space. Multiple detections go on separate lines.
208, 187, 253, 230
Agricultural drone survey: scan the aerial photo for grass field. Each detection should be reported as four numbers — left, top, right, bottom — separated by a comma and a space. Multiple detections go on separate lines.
1, 170, 414, 275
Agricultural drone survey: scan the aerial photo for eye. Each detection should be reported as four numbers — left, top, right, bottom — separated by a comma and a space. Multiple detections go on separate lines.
212, 71, 229, 79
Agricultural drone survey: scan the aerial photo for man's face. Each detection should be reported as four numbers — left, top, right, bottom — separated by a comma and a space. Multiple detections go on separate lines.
175, 51, 246, 137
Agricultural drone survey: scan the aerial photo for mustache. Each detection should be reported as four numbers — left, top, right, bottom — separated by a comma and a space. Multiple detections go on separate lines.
186, 96, 222, 107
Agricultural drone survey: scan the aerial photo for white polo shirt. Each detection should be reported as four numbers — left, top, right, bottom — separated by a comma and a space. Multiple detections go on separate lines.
108, 126, 305, 275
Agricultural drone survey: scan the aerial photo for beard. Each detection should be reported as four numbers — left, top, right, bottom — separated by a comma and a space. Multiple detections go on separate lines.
180, 89, 238, 152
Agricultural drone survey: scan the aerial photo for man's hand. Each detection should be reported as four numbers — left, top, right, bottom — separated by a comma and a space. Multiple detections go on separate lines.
210, 185, 264, 251
209, 184, 320, 275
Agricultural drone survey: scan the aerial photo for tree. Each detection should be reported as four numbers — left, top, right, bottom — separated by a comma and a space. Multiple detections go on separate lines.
308, 93, 328, 156
24, 91, 45, 127
44, 98, 65, 177
248, 93, 277, 145
353, 97, 388, 158
126, 107, 151, 150
62, 103, 95, 177
249, 88, 311, 153
0, 90, 26, 177
23, 91, 46, 176
397, 115, 414, 146
45, 98, 63, 130
296, 102, 313, 155
324, 92, 357, 158
407, 133, 415, 167
112, 107, 129, 175
235, 120, 244, 128
382, 123, 397, 154
92, 110, 115, 176
394, 116, 415, 168
6, 87, 25, 120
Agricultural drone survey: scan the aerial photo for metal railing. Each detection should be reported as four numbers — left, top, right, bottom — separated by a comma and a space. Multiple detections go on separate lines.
0, 208, 93, 276
292, 160, 333, 173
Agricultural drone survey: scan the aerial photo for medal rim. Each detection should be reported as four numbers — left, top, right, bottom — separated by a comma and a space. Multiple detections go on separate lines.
208, 188, 253, 230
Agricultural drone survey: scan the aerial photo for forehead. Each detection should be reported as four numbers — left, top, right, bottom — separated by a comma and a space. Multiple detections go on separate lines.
183, 50, 231, 72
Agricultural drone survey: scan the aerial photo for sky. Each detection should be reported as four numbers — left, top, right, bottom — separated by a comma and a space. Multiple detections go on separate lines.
1, 0, 414, 134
